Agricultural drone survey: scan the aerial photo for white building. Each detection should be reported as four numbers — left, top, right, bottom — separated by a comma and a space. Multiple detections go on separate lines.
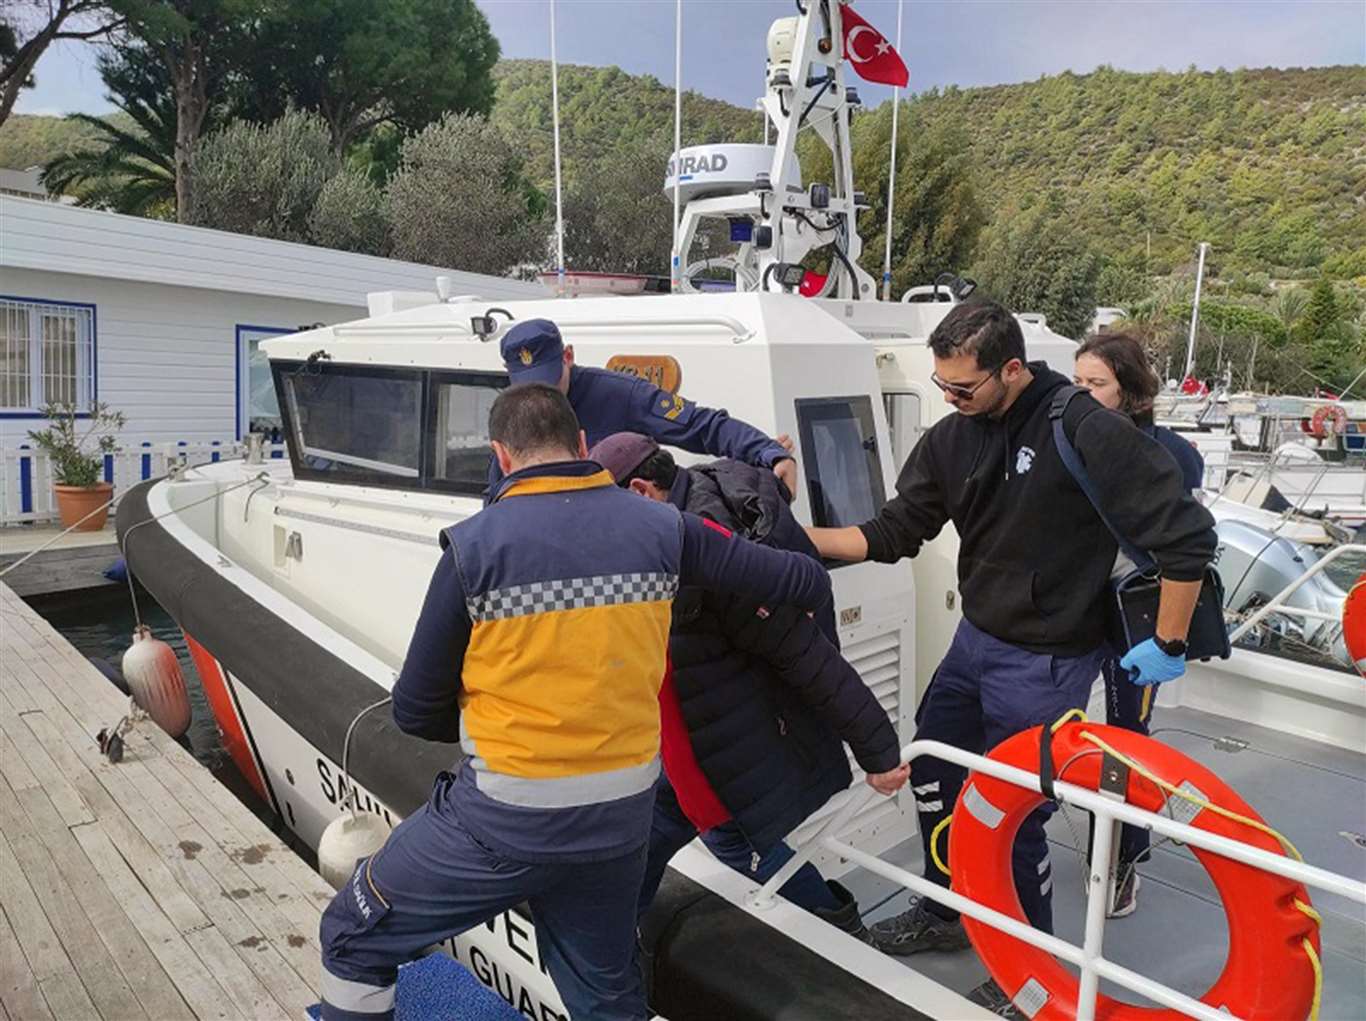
0, 195, 543, 446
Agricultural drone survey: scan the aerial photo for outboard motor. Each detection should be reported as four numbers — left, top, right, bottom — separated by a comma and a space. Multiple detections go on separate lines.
1215, 519, 1349, 665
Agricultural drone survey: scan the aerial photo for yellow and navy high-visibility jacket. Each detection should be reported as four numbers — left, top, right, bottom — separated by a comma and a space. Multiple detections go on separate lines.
392, 460, 830, 862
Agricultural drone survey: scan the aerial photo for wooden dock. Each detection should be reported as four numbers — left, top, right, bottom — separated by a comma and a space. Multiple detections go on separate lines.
0, 580, 332, 1020
0, 525, 121, 599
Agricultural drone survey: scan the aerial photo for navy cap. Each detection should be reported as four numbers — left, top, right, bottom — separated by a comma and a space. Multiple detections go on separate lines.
588, 432, 659, 485
501, 319, 565, 386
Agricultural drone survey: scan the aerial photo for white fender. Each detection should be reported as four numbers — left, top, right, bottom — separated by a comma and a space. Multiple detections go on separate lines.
319, 811, 392, 890
121, 626, 191, 738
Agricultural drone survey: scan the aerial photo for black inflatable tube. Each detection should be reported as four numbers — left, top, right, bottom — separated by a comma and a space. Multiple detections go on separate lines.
116, 478, 930, 1021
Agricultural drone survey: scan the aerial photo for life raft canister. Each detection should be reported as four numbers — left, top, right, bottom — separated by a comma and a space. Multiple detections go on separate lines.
949, 722, 1321, 1021
1344, 575, 1366, 678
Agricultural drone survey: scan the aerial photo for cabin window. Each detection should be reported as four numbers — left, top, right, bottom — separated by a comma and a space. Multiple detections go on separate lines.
238, 325, 289, 439
0, 297, 95, 413
796, 395, 887, 528
884, 391, 923, 465
427, 372, 507, 495
277, 364, 424, 485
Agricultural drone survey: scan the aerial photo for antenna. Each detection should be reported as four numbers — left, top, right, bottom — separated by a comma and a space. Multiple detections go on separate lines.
881, 0, 904, 302
550, 0, 566, 297
671, 0, 683, 293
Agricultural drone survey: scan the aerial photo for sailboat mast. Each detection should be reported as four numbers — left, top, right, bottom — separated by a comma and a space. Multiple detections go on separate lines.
549, 0, 566, 296
1182, 241, 1209, 381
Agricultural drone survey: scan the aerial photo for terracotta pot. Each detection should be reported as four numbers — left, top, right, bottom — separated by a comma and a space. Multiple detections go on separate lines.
54, 482, 114, 531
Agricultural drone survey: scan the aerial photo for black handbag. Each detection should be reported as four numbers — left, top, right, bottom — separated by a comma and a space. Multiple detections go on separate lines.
1049, 388, 1231, 662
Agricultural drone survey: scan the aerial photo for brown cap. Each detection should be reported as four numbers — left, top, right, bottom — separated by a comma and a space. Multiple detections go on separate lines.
588, 432, 659, 484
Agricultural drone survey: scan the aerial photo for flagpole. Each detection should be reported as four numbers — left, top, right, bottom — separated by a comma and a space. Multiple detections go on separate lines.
671, 0, 683, 293
880, 0, 903, 302
550, 0, 566, 297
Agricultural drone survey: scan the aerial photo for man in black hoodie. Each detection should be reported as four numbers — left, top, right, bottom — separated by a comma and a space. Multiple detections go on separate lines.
808, 302, 1216, 988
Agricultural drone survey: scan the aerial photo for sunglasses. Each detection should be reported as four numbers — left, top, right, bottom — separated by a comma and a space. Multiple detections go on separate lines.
931, 369, 1000, 401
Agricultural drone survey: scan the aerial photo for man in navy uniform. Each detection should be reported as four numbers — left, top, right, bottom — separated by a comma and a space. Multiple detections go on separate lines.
493, 318, 796, 497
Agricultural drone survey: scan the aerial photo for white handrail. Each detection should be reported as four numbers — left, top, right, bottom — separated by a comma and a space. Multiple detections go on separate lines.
1228, 542, 1365, 644
752, 736, 1366, 1021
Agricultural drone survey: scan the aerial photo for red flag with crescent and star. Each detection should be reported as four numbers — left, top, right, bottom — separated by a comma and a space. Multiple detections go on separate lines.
841, 3, 908, 87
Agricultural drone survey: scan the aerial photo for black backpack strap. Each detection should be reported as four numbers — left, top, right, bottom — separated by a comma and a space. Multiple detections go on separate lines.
1049, 386, 1157, 574
1037, 723, 1058, 802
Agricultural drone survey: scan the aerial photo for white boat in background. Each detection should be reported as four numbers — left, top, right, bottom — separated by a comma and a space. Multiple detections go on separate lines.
115, 3, 1366, 1019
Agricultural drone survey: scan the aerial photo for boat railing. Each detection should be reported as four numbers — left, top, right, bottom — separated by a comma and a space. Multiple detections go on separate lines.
1, 440, 289, 526
1218, 443, 1366, 507
752, 736, 1366, 1021
1226, 542, 1365, 643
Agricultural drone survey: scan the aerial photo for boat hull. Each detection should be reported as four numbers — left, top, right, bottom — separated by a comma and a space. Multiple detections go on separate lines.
116, 477, 941, 1021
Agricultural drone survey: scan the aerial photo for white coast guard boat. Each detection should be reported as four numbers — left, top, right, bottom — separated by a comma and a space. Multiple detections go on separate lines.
117, 3, 1365, 1018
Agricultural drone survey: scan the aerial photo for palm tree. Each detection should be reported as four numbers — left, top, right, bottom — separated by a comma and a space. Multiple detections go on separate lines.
40, 46, 184, 217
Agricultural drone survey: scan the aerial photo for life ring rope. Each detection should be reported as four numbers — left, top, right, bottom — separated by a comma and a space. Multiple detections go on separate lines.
933, 708, 1324, 1020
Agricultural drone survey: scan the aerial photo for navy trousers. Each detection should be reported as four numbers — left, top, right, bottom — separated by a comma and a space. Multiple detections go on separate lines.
635, 776, 839, 918
911, 619, 1105, 934
319, 773, 648, 1021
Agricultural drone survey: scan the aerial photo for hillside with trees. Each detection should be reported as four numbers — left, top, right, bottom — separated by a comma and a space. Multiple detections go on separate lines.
2, 44, 1361, 390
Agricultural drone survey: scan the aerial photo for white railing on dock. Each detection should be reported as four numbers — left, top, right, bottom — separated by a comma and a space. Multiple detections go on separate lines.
753, 736, 1366, 1021
1, 440, 288, 526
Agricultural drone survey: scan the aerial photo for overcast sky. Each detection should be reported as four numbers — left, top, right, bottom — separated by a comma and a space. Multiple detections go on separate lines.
14, 0, 1366, 118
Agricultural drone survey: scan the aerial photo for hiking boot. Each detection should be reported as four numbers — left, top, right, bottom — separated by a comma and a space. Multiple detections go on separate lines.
968, 978, 1025, 1019
868, 896, 971, 956
812, 880, 874, 945
1108, 869, 1141, 918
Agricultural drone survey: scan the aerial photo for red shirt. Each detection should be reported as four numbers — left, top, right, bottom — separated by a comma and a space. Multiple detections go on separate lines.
658, 658, 732, 832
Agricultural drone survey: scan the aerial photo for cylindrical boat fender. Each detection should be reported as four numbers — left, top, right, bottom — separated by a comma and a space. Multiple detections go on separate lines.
121, 625, 192, 738
319, 811, 391, 890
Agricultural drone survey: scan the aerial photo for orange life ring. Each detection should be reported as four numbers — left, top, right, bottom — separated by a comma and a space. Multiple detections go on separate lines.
949, 722, 1320, 1021
1344, 575, 1366, 678
1309, 403, 1347, 438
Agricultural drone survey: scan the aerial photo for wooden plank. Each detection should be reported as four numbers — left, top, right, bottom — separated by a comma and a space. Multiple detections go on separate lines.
2, 712, 93, 827
0, 832, 98, 1020
14, 784, 192, 1021
0, 906, 52, 1021
0, 906, 53, 1021
142, 736, 334, 928
87, 769, 317, 1017
174, 820, 321, 979
72, 822, 235, 1021
0, 653, 42, 714
0, 778, 147, 1020
0, 726, 40, 793
183, 925, 288, 1021
66, 766, 212, 935
140, 725, 335, 907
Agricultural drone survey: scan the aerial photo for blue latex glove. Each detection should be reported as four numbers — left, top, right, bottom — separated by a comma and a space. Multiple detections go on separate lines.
1120, 638, 1186, 685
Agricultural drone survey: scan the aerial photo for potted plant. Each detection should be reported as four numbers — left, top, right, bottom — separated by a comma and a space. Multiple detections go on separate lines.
27, 401, 126, 531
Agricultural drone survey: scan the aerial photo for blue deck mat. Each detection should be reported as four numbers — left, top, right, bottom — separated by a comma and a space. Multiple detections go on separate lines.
306, 953, 523, 1020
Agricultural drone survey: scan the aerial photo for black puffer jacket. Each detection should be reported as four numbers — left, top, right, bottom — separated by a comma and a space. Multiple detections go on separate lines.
668, 459, 901, 853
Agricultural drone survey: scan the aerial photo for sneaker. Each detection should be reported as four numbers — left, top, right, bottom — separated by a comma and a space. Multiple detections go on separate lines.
1108, 869, 1141, 918
812, 880, 874, 945
968, 978, 1025, 1019
868, 896, 972, 956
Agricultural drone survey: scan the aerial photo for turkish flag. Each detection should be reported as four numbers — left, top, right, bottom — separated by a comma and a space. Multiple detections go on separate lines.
841, 4, 909, 87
